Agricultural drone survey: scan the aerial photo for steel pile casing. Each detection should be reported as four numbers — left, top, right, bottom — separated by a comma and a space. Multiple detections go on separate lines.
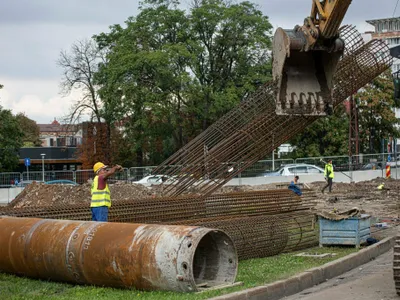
0, 217, 238, 292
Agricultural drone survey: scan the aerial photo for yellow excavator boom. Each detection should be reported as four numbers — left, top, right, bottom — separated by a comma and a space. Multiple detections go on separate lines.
311, 0, 352, 39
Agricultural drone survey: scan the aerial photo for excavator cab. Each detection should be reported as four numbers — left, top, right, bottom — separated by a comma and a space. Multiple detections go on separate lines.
272, 0, 351, 116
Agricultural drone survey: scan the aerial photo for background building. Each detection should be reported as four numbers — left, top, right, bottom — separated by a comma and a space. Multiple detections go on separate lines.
365, 17, 400, 152
38, 118, 82, 147
16, 119, 83, 172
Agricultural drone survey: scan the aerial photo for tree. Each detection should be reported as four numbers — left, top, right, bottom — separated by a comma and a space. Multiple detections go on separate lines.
94, 0, 273, 166
58, 39, 106, 123
288, 69, 399, 158
58, 39, 116, 164
289, 104, 349, 158
188, 0, 273, 131
15, 113, 41, 147
356, 69, 399, 153
95, 0, 194, 166
0, 106, 24, 171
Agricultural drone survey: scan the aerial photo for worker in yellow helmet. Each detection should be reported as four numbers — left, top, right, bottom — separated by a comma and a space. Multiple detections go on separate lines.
91, 162, 123, 221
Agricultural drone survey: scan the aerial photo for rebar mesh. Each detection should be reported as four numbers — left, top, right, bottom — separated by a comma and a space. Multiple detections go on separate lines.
0, 189, 318, 260
152, 31, 392, 197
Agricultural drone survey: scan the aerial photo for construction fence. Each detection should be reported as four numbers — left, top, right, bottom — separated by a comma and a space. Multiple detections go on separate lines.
0, 152, 398, 188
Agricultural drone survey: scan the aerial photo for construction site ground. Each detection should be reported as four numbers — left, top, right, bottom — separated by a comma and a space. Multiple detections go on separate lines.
1, 178, 400, 300
5, 178, 400, 237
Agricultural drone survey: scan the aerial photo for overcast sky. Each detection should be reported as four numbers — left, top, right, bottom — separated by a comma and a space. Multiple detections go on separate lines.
0, 0, 396, 124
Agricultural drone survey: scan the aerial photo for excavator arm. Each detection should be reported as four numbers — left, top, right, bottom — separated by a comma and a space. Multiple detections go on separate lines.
273, 0, 352, 116
311, 0, 352, 39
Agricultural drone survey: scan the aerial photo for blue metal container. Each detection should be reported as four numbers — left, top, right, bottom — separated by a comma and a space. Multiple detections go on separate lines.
319, 214, 371, 248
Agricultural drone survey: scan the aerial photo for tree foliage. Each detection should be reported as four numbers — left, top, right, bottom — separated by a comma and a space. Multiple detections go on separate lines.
356, 69, 399, 153
76, 122, 109, 169
0, 106, 24, 172
15, 113, 41, 147
289, 69, 398, 158
94, 0, 272, 166
289, 105, 349, 158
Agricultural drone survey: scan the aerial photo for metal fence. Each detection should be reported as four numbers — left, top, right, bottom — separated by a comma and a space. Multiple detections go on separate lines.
0, 153, 398, 187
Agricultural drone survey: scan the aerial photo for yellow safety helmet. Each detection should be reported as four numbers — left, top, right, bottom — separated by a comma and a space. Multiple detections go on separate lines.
93, 162, 107, 173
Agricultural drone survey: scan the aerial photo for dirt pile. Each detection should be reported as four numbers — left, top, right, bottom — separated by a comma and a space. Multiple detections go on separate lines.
6, 178, 400, 219
8, 181, 154, 209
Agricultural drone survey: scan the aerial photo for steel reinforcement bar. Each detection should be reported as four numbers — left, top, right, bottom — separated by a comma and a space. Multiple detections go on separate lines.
152, 25, 362, 180
155, 37, 392, 197
0, 190, 318, 260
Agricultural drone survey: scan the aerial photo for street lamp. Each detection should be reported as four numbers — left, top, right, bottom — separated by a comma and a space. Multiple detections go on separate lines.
41, 153, 46, 182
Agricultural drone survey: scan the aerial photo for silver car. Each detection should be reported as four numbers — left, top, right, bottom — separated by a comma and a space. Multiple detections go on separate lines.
131, 175, 173, 186
264, 164, 324, 176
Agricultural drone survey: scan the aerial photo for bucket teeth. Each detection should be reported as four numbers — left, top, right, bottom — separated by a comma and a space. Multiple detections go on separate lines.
272, 28, 342, 116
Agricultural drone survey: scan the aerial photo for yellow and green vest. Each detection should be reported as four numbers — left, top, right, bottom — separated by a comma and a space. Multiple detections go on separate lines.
324, 163, 334, 179
90, 176, 111, 208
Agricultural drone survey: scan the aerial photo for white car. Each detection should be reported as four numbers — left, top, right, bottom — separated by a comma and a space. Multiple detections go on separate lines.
131, 175, 173, 186
388, 157, 400, 167
264, 164, 324, 176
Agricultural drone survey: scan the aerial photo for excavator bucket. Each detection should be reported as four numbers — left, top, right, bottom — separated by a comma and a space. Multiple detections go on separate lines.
272, 28, 344, 116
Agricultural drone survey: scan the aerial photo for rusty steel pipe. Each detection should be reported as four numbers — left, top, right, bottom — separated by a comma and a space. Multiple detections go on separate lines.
0, 217, 238, 292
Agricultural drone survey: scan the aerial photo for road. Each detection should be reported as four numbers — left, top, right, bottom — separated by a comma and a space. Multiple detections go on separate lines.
284, 249, 398, 300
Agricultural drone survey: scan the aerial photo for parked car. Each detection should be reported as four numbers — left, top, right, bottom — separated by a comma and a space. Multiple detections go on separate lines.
131, 175, 173, 186
45, 180, 78, 185
361, 162, 382, 170
389, 157, 400, 167
263, 164, 324, 177
16, 180, 45, 187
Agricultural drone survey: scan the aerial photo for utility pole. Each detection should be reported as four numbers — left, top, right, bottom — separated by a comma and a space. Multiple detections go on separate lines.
41, 153, 46, 182
348, 95, 359, 162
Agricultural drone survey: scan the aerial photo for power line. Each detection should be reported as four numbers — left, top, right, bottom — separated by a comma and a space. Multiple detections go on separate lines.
394, 0, 400, 17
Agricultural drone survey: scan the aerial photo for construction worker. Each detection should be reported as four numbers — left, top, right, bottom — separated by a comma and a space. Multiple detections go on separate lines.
321, 159, 334, 193
288, 175, 302, 196
377, 183, 385, 190
91, 162, 123, 222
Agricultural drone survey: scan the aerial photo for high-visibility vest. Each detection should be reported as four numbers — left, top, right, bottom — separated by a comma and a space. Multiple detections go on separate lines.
324, 163, 334, 179
90, 176, 111, 208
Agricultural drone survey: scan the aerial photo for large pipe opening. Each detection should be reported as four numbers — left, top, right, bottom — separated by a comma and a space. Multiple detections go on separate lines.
192, 230, 237, 289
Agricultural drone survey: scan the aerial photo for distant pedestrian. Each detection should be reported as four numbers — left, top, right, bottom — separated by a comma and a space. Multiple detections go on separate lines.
288, 175, 302, 196
91, 162, 123, 222
321, 159, 334, 193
